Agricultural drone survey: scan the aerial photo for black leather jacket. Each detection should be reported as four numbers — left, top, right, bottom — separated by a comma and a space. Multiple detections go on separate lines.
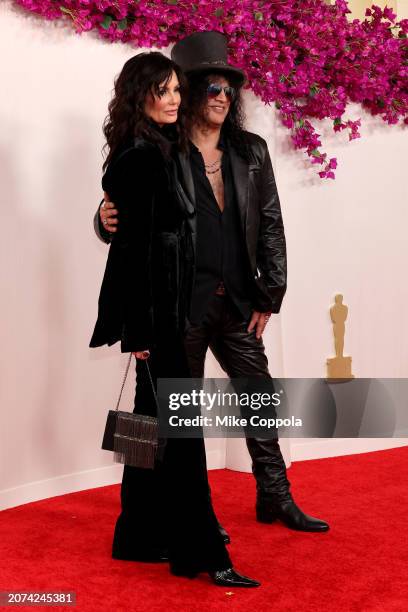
94, 131, 287, 314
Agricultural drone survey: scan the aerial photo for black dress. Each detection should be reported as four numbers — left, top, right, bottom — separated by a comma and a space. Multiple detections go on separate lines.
90, 130, 231, 576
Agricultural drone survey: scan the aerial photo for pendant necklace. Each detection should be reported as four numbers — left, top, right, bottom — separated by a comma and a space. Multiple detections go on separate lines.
206, 166, 221, 175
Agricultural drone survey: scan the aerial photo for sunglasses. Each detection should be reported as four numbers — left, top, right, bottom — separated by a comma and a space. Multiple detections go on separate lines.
207, 83, 236, 101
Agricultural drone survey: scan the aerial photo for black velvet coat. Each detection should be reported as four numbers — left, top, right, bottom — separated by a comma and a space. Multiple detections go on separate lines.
89, 138, 195, 353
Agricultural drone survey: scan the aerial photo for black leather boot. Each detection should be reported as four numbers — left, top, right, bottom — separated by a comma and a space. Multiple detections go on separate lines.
209, 568, 260, 587
256, 495, 329, 532
247, 437, 329, 532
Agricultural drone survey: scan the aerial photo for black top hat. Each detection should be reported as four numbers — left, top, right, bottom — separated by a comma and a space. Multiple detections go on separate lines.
171, 31, 246, 86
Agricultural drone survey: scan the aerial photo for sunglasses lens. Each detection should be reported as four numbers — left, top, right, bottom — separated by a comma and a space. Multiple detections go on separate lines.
207, 83, 236, 101
207, 84, 222, 97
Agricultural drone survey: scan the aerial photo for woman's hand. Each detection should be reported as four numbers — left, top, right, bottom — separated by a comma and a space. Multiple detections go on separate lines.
132, 350, 150, 360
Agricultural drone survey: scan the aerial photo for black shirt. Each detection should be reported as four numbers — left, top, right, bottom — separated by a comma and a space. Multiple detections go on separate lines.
188, 134, 254, 325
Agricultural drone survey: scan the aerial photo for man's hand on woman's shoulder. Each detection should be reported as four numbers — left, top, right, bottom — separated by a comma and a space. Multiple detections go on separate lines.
133, 350, 150, 360
100, 192, 119, 233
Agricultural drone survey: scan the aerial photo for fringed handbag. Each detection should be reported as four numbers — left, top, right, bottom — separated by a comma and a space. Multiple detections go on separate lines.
101, 354, 159, 469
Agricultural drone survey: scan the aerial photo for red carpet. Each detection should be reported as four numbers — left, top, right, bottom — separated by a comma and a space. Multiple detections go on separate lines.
1, 447, 408, 612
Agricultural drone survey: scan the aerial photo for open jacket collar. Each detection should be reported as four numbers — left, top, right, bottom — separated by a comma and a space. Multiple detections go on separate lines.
177, 135, 249, 237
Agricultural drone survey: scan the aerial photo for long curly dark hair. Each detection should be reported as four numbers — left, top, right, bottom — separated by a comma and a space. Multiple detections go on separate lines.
185, 70, 250, 161
102, 52, 188, 171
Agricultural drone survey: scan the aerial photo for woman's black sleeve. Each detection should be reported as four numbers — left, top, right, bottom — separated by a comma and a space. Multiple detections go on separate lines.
102, 147, 158, 353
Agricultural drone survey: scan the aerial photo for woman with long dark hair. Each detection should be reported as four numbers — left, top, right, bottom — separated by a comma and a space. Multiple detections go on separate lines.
89, 52, 259, 587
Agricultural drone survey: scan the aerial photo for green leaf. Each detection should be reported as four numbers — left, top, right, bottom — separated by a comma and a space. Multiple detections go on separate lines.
298, 119, 305, 127
59, 6, 72, 15
215, 7, 223, 17
309, 84, 319, 97
117, 18, 127, 31
101, 15, 113, 30
254, 11, 263, 21
167, 0, 178, 4
333, 117, 342, 125
310, 149, 321, 157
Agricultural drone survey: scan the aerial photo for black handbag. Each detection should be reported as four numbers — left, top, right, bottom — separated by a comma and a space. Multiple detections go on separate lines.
101, 354, 159, 469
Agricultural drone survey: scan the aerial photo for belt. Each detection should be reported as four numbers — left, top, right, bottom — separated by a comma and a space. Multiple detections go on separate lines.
215, 280, 226, 296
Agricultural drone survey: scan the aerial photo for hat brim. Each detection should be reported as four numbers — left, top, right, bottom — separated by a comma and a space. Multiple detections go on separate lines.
185, 64, 247, 87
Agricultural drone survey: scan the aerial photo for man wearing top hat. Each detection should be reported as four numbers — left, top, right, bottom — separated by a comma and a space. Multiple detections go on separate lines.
94, 31, 329, 537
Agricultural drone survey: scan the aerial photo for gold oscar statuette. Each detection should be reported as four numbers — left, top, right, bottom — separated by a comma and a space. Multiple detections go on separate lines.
326, 294, 354, 381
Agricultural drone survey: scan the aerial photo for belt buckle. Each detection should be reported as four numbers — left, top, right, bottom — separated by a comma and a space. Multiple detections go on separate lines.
215, 281, 226, 296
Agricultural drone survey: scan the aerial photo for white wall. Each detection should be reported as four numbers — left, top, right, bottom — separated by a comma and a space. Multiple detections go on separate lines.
1, 1, 407, 509
347, 0, 408, 21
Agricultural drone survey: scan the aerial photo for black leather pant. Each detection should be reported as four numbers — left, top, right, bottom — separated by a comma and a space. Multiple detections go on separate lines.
185, 292, 291, 502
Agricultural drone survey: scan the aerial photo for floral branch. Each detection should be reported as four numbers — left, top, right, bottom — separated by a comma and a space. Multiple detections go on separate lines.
14, 0, 408, 179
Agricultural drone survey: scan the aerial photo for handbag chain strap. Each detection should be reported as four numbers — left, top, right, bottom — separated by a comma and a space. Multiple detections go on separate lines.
115, 353, 159, 413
